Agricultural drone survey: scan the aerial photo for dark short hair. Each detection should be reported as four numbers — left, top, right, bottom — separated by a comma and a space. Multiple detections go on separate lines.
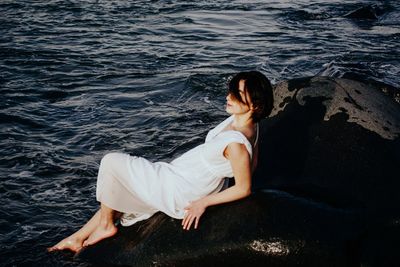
228, 71, 274, 122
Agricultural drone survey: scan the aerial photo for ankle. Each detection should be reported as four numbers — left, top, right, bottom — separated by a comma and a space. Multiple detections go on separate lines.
69, 234, 84, 243
99, 218, 115, 229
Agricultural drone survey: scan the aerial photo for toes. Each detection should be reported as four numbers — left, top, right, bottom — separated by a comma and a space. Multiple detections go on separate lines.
47, 245, 61, 252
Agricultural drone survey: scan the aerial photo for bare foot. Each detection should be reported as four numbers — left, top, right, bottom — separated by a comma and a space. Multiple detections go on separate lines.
47, 236, 84, 253
83, 223, 117, 247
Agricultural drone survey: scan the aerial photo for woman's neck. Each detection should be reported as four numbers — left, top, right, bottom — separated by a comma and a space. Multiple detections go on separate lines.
231, 114, 254, 130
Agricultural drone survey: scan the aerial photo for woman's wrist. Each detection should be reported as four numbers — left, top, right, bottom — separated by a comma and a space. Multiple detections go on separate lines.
200, 197, 210, 208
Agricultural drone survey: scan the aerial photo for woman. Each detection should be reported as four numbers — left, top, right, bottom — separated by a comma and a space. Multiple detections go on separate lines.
48, 71, 274, 253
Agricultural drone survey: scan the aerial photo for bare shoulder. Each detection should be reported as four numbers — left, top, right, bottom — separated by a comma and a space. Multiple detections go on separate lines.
223, 142, 250, 160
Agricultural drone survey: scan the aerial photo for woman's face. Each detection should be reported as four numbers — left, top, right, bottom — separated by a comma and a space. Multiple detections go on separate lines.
225, 79, 253, 116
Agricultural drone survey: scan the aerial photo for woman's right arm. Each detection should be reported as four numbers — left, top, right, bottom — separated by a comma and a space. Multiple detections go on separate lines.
182, 143, 252, 230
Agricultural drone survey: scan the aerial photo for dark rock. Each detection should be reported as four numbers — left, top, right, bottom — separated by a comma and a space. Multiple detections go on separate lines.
254, 76, 400, 267
77, 190, 364, 267
254, 77, 400, 217
344, 5, 378, 20
78, 77, 400, 266
360, 220, 400, 267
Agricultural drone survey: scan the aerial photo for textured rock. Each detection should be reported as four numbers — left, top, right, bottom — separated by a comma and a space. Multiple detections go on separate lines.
78, 77, 400, 267
254, 77, 400, 217
77, 190, 363, 267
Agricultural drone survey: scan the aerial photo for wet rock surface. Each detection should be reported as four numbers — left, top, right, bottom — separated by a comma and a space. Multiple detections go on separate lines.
77, 191, 363, 267
78, 77, 400, 266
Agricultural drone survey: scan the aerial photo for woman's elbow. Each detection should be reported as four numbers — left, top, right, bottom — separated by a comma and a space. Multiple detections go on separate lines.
244, 189, 252, 197
239, 187, 252, 198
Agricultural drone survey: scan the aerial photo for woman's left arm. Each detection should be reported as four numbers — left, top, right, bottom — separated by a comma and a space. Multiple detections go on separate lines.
182, 142, 252, 230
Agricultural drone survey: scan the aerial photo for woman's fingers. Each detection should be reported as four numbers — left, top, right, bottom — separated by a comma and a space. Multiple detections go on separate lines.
186, 216, 194, 230
183, 213, 192, 229
183, 214, 195, 230
182, 199, 205, 230
182, 215, 189, 227
182, 211, 189, 226
183, 215, 189, 229
187, 216, 195, 230
182, 208, 201, 230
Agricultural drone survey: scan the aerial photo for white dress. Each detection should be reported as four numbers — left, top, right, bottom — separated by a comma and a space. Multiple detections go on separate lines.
95, 115, 256, 226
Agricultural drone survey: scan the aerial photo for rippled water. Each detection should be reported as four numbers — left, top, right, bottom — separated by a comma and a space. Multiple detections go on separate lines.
1, 0, 399, 266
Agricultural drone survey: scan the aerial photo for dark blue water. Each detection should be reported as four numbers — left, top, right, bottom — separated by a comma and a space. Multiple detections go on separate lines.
1, 0, 399, 266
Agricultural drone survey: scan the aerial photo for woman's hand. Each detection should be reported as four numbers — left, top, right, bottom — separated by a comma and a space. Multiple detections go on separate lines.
182, 199, 207, 230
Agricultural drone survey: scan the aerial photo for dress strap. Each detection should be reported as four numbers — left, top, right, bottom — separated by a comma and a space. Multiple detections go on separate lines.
254, 123, 259, 147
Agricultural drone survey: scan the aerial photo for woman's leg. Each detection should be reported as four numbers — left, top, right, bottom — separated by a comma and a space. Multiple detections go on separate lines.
48, 209, 101, 252
82, 203, 119, 247
48, 152, 131, 252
